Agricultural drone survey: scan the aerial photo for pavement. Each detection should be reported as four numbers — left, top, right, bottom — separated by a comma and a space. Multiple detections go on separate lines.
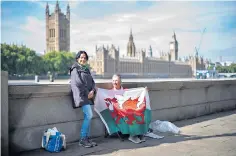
20, 110, 236, 156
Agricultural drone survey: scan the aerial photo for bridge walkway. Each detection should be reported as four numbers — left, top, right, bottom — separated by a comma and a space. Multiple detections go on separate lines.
20, 110, 236, 156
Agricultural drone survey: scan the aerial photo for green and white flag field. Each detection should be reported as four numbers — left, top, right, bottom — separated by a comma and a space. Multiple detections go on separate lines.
94, 87, 152, 136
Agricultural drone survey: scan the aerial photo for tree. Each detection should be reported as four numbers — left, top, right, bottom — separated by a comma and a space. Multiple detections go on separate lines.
42, 51, 75, 75
1, 43, 76, 76
215, 65, 236, 73
229, 64, 236, 73
1, 43, 41, 75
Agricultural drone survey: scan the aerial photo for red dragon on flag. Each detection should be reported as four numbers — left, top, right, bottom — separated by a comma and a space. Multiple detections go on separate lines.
94, 87, 151, 135
104, 97, 146, 125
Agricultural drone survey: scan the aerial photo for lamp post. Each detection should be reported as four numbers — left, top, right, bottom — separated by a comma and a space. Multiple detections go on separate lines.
168, 60, 170, 78
168, 56, 171, 78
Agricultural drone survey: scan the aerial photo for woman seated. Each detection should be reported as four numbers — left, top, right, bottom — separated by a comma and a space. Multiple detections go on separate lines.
111, 74, 146, 144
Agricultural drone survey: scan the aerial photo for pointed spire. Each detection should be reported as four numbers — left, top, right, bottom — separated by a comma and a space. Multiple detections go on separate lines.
195, 47, 198, 57
172, 30, 176, 41
67, 3, 70, 12
46, 2, 49, 15
55, 0, 60, 12
129, 28, 133, 41
66, 3, 70, 20
149, 45, 153, 57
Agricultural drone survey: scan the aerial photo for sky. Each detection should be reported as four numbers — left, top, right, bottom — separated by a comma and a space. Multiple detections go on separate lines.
1, 0, 236, 62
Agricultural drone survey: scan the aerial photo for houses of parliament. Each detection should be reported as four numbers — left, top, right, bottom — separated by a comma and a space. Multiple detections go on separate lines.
46, 2, 206, 78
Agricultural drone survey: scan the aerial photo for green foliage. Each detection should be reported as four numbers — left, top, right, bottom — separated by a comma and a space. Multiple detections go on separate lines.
42, 51, 75, 75
206, 62, 236, 73
1, 43, 76, 76
216, 64, 236, 73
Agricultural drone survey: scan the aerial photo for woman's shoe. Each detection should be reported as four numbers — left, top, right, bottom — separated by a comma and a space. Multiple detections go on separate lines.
128, 136, 142, 144
87, 137, 97, 146
79, 138, 93, 148
139, 135, 146, 142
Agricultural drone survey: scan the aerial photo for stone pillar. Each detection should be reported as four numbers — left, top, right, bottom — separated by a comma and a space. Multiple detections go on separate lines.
1, 71, 9, 156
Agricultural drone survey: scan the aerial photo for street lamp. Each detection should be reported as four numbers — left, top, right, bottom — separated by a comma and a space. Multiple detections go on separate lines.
168, 54, 171, 78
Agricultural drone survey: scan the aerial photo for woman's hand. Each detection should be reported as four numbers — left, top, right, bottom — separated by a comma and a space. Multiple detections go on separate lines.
88, 90, 94, 99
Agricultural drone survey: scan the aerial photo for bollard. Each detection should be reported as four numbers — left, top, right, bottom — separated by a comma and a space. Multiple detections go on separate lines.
49, 75, 54, 82
35, 75, 39, 82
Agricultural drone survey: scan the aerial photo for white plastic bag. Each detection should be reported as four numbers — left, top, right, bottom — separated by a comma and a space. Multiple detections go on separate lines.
149, 120, 180, 134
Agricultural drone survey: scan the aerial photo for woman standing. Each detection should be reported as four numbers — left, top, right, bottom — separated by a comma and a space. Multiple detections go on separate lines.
70, 51, 97, 148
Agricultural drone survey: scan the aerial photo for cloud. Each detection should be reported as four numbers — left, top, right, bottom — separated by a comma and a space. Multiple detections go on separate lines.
31, 0, 82, 10
3, 1, 236, 62
30, 0, 54, 9
68, 1, 236, 60
207, 46, 236, 62
19, 16, 45, 53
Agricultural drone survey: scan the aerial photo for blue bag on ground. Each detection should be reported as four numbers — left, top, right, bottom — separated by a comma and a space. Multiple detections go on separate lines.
41, 127, 66, 153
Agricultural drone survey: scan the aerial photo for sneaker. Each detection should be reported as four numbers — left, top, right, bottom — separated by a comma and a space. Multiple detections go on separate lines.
144, 132, 164, 139
128, 136, 142, 144
139, 135, 146, 142
87, 137, 97, 146
79, 138, 93, 148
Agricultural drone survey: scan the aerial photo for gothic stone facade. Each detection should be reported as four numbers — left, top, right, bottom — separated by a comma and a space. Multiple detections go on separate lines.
46, 2, 70, 52
44, 3, 205, 77
89, 31, 206, 78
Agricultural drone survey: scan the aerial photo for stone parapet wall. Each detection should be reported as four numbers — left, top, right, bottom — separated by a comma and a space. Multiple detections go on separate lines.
1, 71, 9, 156
6, 79, 236, 153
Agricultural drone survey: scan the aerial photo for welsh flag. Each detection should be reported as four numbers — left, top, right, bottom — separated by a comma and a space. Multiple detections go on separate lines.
94, 87, 152, 136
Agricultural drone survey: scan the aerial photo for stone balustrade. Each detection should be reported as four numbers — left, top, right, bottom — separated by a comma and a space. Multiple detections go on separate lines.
1, 71, 236, 155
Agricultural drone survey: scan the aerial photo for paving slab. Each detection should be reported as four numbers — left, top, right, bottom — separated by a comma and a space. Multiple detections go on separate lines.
20, 110, 236, 156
